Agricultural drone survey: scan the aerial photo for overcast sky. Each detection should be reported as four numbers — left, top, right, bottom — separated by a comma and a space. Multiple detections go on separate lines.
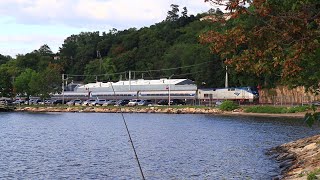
0, 0, 218, 57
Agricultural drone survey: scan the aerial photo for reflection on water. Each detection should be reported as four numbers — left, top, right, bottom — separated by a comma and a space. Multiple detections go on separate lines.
0, 112, 318, 179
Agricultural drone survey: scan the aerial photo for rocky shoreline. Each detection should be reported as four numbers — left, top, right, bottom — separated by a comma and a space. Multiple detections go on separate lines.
14, 106, 307, 118
15, 106, 223, 114
267, 135, 320, 179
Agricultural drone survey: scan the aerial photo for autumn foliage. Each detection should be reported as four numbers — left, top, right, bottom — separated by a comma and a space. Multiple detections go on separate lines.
201, 0, 320, 92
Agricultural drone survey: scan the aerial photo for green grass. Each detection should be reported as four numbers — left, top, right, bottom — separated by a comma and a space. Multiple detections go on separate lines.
244, 105, 309, 114
307, 169, 320, 180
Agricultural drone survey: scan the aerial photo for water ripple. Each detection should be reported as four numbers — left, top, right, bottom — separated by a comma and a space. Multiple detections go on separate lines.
0, 112, 319, 179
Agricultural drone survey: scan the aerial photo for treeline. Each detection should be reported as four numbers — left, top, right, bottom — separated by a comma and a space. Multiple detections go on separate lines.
0, 4, 289, 99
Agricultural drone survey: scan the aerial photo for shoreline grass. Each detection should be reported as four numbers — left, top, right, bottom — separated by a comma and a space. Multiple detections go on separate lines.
244, 105, 310, 114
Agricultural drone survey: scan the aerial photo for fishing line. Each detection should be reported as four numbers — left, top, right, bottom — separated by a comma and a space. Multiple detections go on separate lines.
108, 77, 146, 180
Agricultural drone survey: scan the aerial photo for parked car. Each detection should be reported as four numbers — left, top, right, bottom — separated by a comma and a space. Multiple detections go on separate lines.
91, 99, 107, 106
311, 101, 320, 106
39, 99, 51, 105
82, 99, 96, 106
215, 100, 223, 106
138, 99, 153, 106
115, 100, 130, 106
29, 99, 42, 105
13, 99, 25, 105
169, 99, 186, 105
67, 99, 82, 106
128, 99, 142, 106
103, 100, 117, 106
157, 99, 169, 105
52, 99, 63, 105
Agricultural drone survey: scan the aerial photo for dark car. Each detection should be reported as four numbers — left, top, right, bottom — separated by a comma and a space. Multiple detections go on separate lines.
311, 101, 320, 106
169, 99, 186, 105
157, 99, 169, 105
52, 99, 63, 105
115, 100, 130, 106
138, 99, 153, 106
30, 99, 42, 105
13, 99, 25, 105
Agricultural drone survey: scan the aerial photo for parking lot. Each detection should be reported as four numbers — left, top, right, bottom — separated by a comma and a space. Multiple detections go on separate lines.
14, 98, 188, 107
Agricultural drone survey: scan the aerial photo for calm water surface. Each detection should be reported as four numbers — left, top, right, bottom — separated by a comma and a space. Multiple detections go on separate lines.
0, 112, 319, 179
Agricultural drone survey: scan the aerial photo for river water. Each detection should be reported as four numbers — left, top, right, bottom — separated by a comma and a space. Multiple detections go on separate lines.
0, 112, 319, 179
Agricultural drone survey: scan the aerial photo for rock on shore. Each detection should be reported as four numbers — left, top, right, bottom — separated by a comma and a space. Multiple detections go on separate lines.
15, 106, 223, 114
268, 134, 320, 179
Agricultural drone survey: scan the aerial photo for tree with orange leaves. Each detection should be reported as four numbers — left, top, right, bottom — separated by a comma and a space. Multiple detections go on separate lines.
201, 0, 320, 92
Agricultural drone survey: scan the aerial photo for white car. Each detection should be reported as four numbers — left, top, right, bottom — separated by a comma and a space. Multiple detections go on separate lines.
128, 99, 142, 106
91, 99, 107, 106
82, 99, 96, 106
102, 100, 117, 106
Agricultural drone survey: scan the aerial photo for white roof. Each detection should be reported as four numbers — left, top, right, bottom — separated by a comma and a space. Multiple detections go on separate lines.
80, 79, 192, 89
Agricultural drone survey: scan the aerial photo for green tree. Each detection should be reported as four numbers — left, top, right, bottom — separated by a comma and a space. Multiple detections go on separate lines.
166, 4, 180, 21
14, 68, 36, 98
84, 57, 117, 82
0, 65, 14, 98
0, 54, 12, 65
28, 64, 62, 99
181, 7, 188, 18
38, 44, 53, 56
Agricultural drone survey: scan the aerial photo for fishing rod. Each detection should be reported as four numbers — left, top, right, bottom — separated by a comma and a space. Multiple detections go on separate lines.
109, 78, 146, 180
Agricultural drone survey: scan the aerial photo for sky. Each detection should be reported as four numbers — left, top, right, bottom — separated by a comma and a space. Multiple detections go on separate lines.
0, 0, 218, 57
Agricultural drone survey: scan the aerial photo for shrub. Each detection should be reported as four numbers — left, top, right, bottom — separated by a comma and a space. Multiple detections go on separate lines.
307, 173, 317, 180
244, 106, 310, 114
307, 169, 320, 180
219, 100, 239, 111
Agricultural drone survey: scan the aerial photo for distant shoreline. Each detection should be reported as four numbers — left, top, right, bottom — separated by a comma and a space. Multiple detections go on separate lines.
13, 106, 306, 118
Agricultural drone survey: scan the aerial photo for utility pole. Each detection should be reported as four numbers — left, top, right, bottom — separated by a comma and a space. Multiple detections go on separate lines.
62, 74, 65, 104
168, 74, 174, 106
225, 66, 228, 88
97, 50, 102, 74
129, 70, 131, 91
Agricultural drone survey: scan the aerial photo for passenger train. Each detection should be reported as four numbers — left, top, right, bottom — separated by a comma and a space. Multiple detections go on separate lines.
53, 79, 259, 102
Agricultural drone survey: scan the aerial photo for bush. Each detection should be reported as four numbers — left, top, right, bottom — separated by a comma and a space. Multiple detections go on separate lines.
307, 173, 317, 180
219, 100, 239, 111
244, 106, 310, 114
307, 169, 320, 180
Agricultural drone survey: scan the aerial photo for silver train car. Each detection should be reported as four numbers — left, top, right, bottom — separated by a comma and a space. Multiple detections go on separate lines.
54, 79, 198, 101
54, 90, 197, 100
